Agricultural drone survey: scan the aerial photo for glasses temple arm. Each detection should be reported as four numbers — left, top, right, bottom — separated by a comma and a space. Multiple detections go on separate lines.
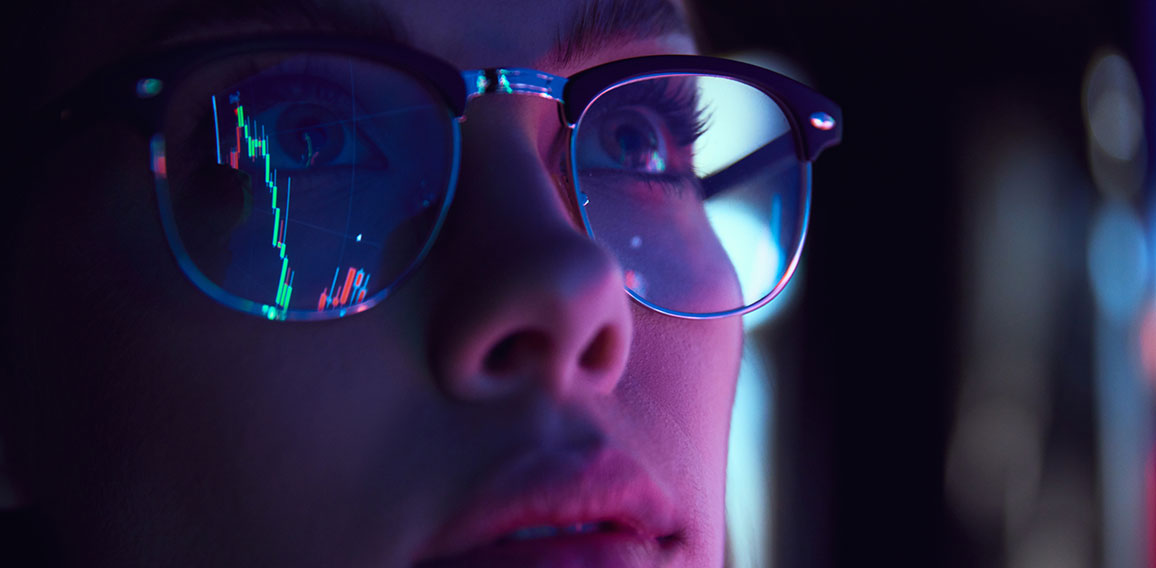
700, 135, 800, 200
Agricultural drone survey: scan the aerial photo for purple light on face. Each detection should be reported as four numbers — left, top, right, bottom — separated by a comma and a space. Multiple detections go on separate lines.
809, 112, 835, 131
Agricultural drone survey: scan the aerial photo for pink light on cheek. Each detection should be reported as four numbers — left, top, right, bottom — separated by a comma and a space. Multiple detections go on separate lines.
152, 156, 167, 176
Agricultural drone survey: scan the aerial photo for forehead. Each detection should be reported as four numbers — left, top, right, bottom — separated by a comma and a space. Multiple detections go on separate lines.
40, 0, 694, 104
386, 0, 693, 70
389, 0, 577, 68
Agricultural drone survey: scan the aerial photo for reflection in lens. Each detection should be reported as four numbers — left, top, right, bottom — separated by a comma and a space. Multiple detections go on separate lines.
573, 74, 805, 316
159, 53, 456, 319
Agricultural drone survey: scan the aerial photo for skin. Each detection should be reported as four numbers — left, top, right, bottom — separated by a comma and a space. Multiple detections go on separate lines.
1, 0, 744, 566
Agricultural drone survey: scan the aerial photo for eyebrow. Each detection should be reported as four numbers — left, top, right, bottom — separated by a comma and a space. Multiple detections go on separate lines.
152, 0, 407, 47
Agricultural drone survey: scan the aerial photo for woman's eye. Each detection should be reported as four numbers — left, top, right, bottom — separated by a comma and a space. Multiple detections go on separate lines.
275, 103, 343, 167
253, 101, 382, 171
597, 109, 669, 174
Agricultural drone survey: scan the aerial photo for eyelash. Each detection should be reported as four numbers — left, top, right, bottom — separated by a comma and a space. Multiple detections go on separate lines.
594, 77, 708, 149
653, 82, 708, 149
579, 78, 708, 198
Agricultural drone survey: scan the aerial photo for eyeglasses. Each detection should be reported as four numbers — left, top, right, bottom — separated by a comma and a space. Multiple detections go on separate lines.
49, 35, 841, 321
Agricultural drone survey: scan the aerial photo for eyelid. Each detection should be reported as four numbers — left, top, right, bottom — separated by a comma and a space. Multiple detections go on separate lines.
590, 103, 699, 176
584, 77, 705, 147
243, 68, 398, 158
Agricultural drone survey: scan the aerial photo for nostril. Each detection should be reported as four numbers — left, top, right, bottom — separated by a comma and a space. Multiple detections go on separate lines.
483, 331, 550, 374
578, 326, 618, 371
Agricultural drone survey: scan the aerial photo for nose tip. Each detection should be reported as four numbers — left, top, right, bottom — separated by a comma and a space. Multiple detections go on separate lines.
431, 233, 634, 400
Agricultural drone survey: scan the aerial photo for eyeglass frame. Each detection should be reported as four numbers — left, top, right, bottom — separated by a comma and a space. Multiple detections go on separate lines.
42, 34, 843, 321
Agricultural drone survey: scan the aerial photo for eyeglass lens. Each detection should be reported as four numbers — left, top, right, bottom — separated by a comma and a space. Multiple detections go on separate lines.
158, 52, 457, 318
573, 74, 805, 316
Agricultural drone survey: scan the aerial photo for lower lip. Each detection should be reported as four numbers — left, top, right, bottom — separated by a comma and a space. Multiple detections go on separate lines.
416, 531, 665, 568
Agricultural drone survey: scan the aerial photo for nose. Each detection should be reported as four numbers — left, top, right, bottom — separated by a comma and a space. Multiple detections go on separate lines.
424, 97, 634, 401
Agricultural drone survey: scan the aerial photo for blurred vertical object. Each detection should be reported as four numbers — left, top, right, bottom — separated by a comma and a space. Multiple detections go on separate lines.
947, 100, 1097, 568
1082, 47, 1151, 568
1084, 51, 1148, 199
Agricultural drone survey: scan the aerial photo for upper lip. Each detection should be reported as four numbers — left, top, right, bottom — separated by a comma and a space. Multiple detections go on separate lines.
414, 446, 682, 562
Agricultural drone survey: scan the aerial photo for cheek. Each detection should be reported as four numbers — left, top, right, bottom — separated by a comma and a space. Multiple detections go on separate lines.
617, 306, 742, 560
575, 179, 741, 315
626, 309, 742, 448
12, 126, 473, 565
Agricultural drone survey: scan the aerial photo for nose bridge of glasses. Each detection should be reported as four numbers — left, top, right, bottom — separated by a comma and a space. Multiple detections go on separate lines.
461, 68, 570, 119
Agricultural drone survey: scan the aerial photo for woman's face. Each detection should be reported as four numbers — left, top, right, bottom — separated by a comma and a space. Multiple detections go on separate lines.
3, 0, 744, 566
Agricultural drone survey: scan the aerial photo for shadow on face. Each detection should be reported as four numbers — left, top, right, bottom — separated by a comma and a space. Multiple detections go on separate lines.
1, 1, 744, 566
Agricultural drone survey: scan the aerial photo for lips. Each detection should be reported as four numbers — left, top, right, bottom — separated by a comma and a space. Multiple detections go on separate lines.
499, 521, 610, 541
413, 448, 683, 567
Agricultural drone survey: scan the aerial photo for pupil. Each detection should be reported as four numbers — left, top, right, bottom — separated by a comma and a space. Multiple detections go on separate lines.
275, 104, 343, 168
614, 124, 656, 168
296, 127, 328, 166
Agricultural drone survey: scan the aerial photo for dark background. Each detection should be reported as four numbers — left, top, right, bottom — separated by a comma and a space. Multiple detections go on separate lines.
694, 1, 1152, 566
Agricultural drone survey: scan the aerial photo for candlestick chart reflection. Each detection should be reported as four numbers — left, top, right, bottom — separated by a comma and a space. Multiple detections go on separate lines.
163, 53, 456, 320
216, 91, 371, 318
